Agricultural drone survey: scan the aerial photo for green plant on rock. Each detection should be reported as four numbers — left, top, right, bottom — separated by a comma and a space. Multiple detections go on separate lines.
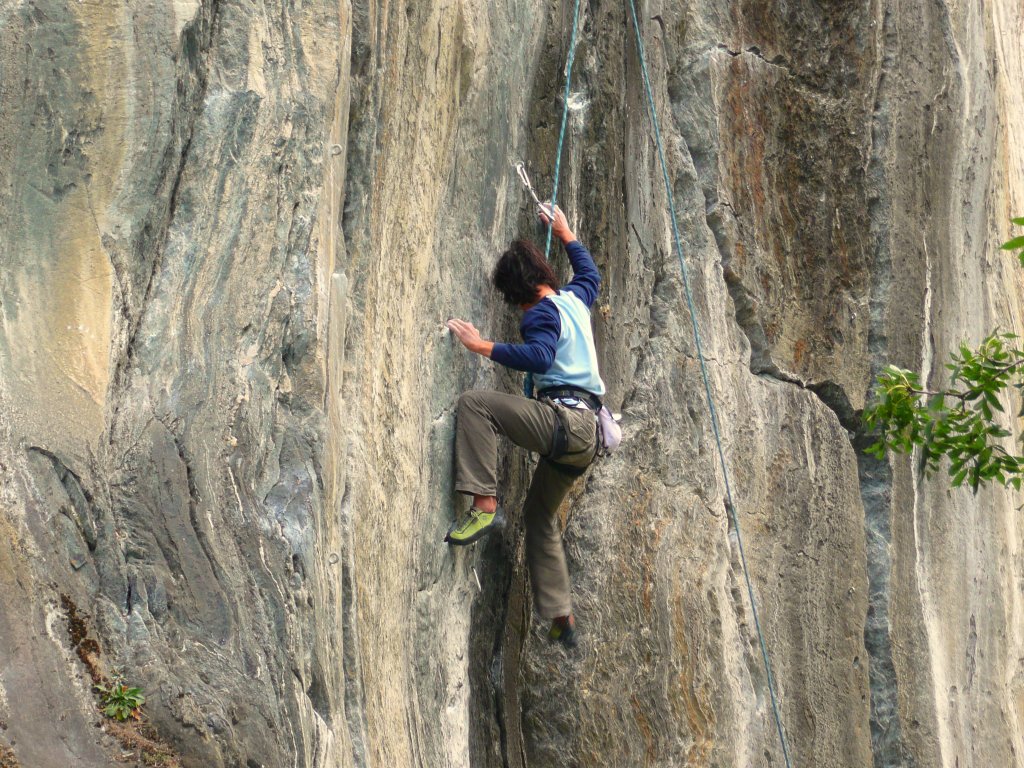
863, 218, 1024, 491
1005, 218, 1024, 259
95, 680, 146, 722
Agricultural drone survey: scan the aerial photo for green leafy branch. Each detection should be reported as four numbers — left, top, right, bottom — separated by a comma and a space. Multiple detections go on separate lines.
1004, 216, 1024, 262
863, 219, 1024, 491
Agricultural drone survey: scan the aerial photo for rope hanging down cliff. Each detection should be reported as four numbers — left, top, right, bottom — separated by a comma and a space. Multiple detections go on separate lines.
523, 5, 791, 762
515, 0, 583, 400
544, 0, 583, 260
625, 2, 793, 765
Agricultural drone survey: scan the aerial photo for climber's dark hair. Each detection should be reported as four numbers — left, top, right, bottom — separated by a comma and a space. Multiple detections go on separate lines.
491, 240, 560, 306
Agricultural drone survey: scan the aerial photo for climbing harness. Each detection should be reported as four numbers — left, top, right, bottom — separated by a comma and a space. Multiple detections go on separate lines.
625, 2, 793, 765
541, 399, 594, 477
539, 385, 623, 457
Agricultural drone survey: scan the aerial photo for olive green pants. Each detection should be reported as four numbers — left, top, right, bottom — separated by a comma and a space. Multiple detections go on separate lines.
454, 390, 597, 618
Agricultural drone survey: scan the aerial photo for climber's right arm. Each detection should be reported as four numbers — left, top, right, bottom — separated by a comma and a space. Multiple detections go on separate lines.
539, 205, 600, 308
562, 240, 600, 308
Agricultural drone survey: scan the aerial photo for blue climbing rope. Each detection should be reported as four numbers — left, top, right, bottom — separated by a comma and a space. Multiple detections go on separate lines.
524, 0, 585, 398
544, 0, 584, 259
624, 2, 794, 766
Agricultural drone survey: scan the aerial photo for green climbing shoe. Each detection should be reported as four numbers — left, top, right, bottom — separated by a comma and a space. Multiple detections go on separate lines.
548, 616, 579, 649
445, 506, 505, 545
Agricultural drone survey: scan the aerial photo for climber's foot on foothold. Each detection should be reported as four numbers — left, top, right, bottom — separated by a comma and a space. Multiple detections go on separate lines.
445, 506, 505, 545
548, 614, 578, 649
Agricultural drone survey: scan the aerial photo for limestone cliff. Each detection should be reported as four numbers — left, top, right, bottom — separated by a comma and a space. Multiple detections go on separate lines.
0, 0, 1022, 766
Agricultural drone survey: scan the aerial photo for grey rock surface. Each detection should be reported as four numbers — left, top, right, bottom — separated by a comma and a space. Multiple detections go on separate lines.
0, 0, 1022, 766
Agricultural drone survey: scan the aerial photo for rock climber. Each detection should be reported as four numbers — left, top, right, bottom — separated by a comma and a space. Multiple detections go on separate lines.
445, 204, 605, 649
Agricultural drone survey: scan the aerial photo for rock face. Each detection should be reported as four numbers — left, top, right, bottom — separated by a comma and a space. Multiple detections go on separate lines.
0, 0, 1022, 766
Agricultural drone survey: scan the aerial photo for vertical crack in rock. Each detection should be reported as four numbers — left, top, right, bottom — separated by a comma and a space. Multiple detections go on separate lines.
857, 2, 913, 763
488, 568, 515, 768
466, 525, 525, 768
338, 480, 369, 768
339, 0, 379, 264
172, 434, 230, 627
109, 0, 222, 397
853, 442, 912, 767
711, 205, 774, 377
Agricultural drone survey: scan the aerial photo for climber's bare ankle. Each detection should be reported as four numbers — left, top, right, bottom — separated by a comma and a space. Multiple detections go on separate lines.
472, 495, 498, 514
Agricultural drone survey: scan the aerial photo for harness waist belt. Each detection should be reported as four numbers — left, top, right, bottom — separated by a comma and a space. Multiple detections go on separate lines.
537, 386, 602, 411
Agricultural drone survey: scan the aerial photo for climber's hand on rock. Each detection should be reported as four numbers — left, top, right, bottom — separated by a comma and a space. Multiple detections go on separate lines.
538, 203, 575, 243
447, 318, 494, 358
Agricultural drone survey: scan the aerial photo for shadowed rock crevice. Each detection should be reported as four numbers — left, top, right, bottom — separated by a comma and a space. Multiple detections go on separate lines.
716, 44, 792, 74
853, 433, 915, 768
709, 200, 861, 434
108, 0, 224, 397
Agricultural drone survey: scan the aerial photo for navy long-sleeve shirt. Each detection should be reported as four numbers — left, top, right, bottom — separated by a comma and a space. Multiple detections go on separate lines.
491, 240, 601, 375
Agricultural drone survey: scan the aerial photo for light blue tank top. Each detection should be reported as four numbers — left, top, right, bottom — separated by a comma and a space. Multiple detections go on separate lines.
533, 290, 606, 397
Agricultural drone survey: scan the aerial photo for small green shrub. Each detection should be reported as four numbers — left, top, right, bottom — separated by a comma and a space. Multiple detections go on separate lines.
95, 681, 146, 721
